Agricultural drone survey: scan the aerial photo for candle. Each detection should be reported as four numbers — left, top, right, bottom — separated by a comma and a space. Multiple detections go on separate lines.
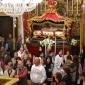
45, 43, 46, 56
67, 0, 68, 16
13, 17, 16, 50
77, 0, 78, 15
35, 4, 38, 15
55, 36, 56, 54
45, 0, 46, 12
37, 3, 38, 16
72, 0, 73, 14
40, 2, 42, 14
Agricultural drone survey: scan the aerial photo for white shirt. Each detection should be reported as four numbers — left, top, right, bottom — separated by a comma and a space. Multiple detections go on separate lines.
17, 51, 24, 58
30, 64, 46, 83
64, 54, 73, 62
53, 54, 64, 75
54, 55, 63, 68
4, 69, 15, 77
0, 68, 4, 76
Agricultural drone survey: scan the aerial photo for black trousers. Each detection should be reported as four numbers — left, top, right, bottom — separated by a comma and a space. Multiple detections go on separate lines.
32, 82, 42, 85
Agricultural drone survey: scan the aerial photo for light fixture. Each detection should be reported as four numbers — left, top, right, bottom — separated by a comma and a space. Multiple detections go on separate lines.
0, 0, 43, 16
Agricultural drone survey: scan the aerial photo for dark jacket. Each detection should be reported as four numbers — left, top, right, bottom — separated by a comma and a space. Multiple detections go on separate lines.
62, 74, 72, 85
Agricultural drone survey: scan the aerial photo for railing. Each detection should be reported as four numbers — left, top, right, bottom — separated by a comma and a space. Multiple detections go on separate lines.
0, 76, 19, 85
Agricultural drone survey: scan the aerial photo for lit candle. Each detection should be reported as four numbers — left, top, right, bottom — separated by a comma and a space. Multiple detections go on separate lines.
77, 0, 78, 15
13, 17, 16, 49
35, 4, 38, 15
72, 0, 73, 14
55, 36, 56, 54
35, 5, 36, 14
67, 0, 68, 16
45, 0, 46, 12
45, 43, 46, 56
40, 2, 42, 14
35, 3, 38, 16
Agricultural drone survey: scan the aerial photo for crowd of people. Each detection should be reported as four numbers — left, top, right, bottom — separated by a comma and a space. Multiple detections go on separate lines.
0, 35, 85, 85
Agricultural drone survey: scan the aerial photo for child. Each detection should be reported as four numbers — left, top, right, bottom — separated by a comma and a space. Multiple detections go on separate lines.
55, 72, 62, 85
82, 68, 85, 85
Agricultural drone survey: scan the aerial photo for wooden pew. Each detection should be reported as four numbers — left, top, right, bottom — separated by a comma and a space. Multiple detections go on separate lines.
0, 76, 19, 85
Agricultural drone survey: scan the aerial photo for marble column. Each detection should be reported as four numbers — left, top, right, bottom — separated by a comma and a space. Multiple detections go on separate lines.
80, 20, 83, 53
18, 15, 24, 45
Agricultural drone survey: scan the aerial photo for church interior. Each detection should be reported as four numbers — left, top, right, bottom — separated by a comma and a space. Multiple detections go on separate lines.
0, 0, 85, 85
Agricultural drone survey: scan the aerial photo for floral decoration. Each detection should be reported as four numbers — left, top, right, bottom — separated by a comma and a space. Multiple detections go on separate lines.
40, 38, 55, 47
71, 38, 78, 46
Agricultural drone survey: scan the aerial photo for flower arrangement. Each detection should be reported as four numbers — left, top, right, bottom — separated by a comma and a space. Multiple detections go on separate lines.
40, 38, 55, 47
71, 38, 78, 46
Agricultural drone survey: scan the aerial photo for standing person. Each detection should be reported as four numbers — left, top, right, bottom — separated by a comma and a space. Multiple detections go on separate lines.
4, 61, 15, 77
30, 57, 46, 85
11, 52, 18, 69
5, 33, 13, 57
82, 68, 85, 85
17, 46, 24, 58
0, 36, 5, 49
45, 46, 54, 58
81, 46, 85, 69
62, 66, 72, 85
45, 57, 52, 85
15, 35, 22, 51
53, 49, 64, 75
0, 60, 4, 76
55, 72, 63, 85
64, 55, 73, 66
0, 36, 2, 49
25, 59, 32, 80
64, 50, 73, 63
70, 56, 81, 85
0, 37, 5, 49
38, 46, 44, 56
2, 52, 10, 65
15, 60, 28, 85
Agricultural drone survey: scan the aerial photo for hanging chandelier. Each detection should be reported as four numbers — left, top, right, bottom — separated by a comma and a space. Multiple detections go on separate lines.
0, 0, 43, 16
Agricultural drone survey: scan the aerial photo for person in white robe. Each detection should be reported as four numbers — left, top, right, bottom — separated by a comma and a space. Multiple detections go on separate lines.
53, 49, 64, 76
